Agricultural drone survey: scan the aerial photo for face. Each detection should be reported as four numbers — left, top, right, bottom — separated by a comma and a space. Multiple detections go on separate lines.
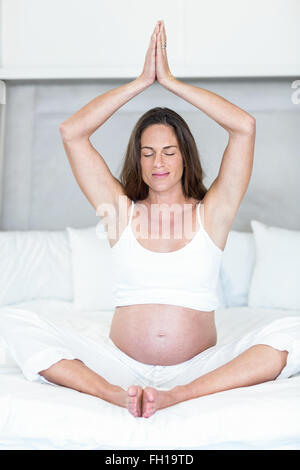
140, 124, 184, 193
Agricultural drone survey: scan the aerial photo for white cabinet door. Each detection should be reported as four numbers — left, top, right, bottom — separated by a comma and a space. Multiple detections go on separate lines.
0, 0, 184, 77
184, 0, 300, 77
0, 0, 299, 78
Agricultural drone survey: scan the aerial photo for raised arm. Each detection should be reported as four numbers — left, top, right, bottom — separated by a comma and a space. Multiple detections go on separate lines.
59, 22, 160, 223
60, 79, 149, 143
156, 20, 256, 231
59, 78, 150, 222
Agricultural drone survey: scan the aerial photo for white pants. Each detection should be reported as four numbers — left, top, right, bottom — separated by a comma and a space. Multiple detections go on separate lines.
1, 309, 300, 391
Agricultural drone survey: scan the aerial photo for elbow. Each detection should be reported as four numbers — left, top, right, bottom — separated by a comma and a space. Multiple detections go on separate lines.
59, 121, 77, 143
59, 122, 89, 143
231, 115, 256, 137
59, 122, 75, 143
242, 115, 256, 135
59, 122, 69, 141
246, 115, 256, 133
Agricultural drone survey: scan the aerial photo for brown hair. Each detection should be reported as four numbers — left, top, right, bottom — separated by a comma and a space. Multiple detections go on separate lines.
118, 107, 208, 202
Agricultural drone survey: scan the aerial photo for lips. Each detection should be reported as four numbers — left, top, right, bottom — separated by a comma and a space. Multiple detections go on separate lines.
152, 172, 169, 176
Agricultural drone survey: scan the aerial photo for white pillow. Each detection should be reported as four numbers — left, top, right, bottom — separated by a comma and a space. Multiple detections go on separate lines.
0, 230, 73, 306
248, 220, 300, 310
220, 230, 255, 307
67, 226, 115, 311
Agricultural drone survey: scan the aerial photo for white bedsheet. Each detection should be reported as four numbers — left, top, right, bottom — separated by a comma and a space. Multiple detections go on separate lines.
0, 300, 300, 450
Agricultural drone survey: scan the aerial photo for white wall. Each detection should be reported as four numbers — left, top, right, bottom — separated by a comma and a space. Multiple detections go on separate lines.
1, 0, 299, 78
1, 78, 299, 231
0, 0, 2, 67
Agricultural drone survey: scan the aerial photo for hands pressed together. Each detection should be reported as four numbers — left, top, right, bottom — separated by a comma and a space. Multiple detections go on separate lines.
139, 19, 174, 87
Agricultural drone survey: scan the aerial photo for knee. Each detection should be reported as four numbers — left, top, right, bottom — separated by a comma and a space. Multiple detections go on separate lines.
40, 358, 82, 380
277, 349, 288, 370
273, 349, 288, 379
39, 358, 65, 378
253, 344, 288, 379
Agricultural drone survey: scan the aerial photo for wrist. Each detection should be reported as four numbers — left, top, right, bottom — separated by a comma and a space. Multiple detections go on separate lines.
159, 74, 177, 89
135, 76, 154, 90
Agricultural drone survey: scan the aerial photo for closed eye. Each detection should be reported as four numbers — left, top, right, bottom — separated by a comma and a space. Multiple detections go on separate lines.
143, 153, 175, 157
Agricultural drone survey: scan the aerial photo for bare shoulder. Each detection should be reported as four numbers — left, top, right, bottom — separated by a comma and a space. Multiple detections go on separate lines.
200, 183, 239, 252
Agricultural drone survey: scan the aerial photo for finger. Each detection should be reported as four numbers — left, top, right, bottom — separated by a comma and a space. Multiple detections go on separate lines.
153, 22, 159, 43
157, 27, 165, 56
149, 23, 158, 49
161, 21, 167, 43
150, 25, 159, 60
145, 25, 157, 62
156, 29, 162, 59
149, 29, 156, 46
161, 21, 167, 55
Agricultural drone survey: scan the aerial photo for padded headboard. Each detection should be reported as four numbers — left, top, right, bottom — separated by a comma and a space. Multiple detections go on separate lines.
0, 80, 6, 228
1, 79, 300, 231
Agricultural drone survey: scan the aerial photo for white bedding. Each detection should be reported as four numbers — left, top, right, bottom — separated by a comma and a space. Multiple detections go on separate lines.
0, 300, 300, 450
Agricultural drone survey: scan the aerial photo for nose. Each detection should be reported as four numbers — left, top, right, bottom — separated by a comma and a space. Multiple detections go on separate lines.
153, 153, 165, 167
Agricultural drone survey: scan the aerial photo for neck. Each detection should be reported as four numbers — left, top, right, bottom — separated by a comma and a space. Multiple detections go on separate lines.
145, 192, 191, 207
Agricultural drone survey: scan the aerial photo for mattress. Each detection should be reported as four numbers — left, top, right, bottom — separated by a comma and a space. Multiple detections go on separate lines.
0, 299, 300, 450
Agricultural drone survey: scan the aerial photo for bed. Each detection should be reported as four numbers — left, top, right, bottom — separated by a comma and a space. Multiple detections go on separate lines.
0, 219, 300, 450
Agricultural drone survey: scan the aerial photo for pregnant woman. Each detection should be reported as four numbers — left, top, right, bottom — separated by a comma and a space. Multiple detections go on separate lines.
1, 20, 299, 419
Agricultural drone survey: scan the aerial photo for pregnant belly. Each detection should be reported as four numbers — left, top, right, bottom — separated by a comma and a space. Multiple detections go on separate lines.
109, 304, 217, 366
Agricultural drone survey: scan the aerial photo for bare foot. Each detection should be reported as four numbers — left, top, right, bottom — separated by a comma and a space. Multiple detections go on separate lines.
142, 386, 180, 418
126, 385, 144, 417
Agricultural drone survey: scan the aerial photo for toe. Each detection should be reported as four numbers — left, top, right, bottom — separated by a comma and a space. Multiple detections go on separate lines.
128, 385, 137, 397
147, 389, 155, 402
142, 387, 157, 418
127, 385, 143, 418
144, 387, 155, 402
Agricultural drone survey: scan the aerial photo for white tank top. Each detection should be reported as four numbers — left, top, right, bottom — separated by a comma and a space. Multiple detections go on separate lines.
110, 199, 223, 312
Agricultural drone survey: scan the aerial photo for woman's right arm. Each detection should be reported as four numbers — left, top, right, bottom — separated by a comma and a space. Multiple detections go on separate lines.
59, 22, 158, 222
59, 78, 150, 215
59, 78, 150, 142
60, 21, 158, 142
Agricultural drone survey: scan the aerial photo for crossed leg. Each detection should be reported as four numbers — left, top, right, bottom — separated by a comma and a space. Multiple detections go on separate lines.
40, 358, 144, 417
40, 344, 288, 419
1, 310, 294, 419
139, 344, 288, 418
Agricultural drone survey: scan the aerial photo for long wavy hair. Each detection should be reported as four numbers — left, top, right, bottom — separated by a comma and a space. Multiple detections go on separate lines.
119, 107, 208, 202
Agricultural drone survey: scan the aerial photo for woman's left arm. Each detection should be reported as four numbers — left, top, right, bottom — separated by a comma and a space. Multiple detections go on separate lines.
161, 77, 255, 136
156, 21, 256, 220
